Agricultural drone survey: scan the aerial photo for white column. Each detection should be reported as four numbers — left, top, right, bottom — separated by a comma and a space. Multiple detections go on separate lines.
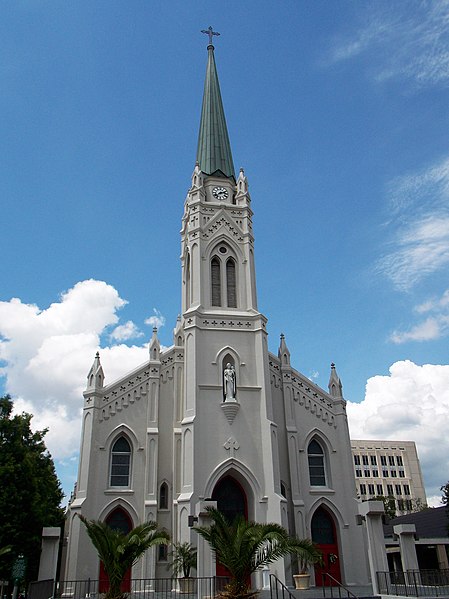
358, 501, 388, 594
393, 524, 418, 572
38, 527, 61, 581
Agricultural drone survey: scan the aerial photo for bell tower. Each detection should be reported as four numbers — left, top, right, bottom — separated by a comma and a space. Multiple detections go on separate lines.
177, 29, 282, 549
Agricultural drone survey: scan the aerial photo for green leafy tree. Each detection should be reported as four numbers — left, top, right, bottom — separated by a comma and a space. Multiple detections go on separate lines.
368, 495, 396, 520
0, 395, 64, 583
441, 482, 449, 507
194, 507, 321, 599
79, 515, 169, 599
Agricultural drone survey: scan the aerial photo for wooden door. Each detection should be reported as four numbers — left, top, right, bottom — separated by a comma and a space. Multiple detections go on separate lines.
311, 507, 341, 587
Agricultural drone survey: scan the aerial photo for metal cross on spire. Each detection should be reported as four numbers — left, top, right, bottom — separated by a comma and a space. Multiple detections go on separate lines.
201, 26, 220, 46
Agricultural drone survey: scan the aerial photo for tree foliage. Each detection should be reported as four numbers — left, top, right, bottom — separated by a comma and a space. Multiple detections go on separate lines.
194, 507, 321, 599
0, 395, 64, 583
79, 515, 169, 599
441, 482, 449, 507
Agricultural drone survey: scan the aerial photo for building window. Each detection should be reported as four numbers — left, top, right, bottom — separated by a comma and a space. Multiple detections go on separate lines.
372, 469, 379, 477
368, 484, 375, 495
383, 470, 389, 477
159, 482, 168, 509
399, 470, 405, 478
370, 455, 377, 465
158, 544, 168, 562
280, 482, 287, 498
354, 455, 360, 466
364, 469, 370, 477
391, 470, 397, 478
226, 258, 237, 307
377, 484, 383, 495
110, 436, 131, 487
381, 456, 387, 466
362, 455, 369, 466
211, 257, 221, 306
395, 484, 402, 495
405, 499, 412, 511
308, 440, 326, 486
404, 484, 410, 495
355, 469, 362, 477
389, 455, 395, 466
387, 484, 394, 496
397, 499, 405, 511
360, 484, 367, 495
396, 456, 403, 466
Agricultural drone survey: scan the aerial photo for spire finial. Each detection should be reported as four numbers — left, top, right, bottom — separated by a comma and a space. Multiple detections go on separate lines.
201, 26, 220, 47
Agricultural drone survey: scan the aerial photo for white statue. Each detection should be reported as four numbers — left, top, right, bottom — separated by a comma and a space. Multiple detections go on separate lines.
223, 363, 236, 401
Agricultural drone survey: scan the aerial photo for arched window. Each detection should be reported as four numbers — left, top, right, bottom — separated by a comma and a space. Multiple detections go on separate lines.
226, 258, 237, 307
159, 482, 168, 509
211, 257, 221, 306
308, 439, 326, 487
110, 436, 131, 487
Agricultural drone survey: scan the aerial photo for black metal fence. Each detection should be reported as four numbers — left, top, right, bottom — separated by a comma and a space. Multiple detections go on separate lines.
377, 570, 449, 597
49, 577, 229, 599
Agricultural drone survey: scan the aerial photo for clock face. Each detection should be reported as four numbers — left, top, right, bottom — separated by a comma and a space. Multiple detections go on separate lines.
212, 186, 229, 200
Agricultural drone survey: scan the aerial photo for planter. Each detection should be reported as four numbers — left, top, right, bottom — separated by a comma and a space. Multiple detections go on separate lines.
293, 573, 311, 590
179, 578, 196, 594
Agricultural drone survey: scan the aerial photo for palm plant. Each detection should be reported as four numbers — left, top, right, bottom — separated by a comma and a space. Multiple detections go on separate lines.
78, 515, 169, 599
194, 507, 322, 599
167, 542, 197, 578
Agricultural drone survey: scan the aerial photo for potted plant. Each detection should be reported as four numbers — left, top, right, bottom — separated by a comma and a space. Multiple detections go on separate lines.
292, 539, 322, 590
168, 542, 197, 593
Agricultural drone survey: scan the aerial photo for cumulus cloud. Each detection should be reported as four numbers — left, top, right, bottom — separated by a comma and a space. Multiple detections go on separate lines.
328, 0, 449, 87
347, 360, 449, 500
377, 157, 449, 290
145, 308, 166, 329
0, 280, 150, 463
110, 320, 143, 341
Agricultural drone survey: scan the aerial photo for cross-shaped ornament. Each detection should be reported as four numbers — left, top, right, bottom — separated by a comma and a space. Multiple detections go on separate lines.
201, 26, 220, 46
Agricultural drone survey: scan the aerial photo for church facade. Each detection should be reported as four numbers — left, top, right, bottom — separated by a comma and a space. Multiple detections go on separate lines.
64, 37, 369, 588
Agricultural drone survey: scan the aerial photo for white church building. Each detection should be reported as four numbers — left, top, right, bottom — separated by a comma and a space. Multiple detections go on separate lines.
64, 33, 370, 589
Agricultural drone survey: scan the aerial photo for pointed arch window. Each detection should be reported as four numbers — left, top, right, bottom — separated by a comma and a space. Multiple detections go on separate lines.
226, 258, 237, 307
110, 436, 131, 487
159, 482, 168, 510
308, 439, 326, 487
211, 257, 221, 306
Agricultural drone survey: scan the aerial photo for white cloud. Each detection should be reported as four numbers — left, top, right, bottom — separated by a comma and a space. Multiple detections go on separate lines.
377, 157, 449, 290
0, 280, 150, 467
328, 1, 449, 87
144, 308, 166, 329
389, 289, 449, 343
110, 320, 143, 341
347, 360, 449, 501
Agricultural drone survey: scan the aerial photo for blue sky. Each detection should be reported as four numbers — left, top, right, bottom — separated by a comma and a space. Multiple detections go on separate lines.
1, 0, 449, 505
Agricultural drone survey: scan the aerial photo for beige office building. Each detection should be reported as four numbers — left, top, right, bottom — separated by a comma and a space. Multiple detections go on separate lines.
351, 440, 427, 515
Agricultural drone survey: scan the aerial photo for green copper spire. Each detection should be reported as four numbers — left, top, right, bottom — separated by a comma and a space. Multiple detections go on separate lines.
196, 29, 235, 180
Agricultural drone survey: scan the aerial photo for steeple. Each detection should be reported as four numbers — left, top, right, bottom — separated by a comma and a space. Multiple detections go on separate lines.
86, 352, 104, 391
328, 363, 343, 399
196, 27, 235, 180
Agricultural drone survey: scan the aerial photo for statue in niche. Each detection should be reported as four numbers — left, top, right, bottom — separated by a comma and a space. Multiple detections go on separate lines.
223, 363, 236, 402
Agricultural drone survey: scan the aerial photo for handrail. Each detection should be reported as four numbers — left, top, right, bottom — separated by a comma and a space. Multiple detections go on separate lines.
321, 573, 360, 599
269, 574, 296, 599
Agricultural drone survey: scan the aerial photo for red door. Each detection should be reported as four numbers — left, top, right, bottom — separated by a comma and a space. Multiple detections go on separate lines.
212, 476, 248, 580
311, 507, 341, 587
99, 508, 133, 593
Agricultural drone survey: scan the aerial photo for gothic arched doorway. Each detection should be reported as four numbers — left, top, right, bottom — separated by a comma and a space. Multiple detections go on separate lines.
212, 476, 248, 577
99, 507, 133, 592
311, 506, 341, 586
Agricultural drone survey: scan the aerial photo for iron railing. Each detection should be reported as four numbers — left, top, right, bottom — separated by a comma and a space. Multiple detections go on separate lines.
321, 573, 360, 599
269, 574, 296, 599
376, 570, 449, 597
52, 577, 229, 599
